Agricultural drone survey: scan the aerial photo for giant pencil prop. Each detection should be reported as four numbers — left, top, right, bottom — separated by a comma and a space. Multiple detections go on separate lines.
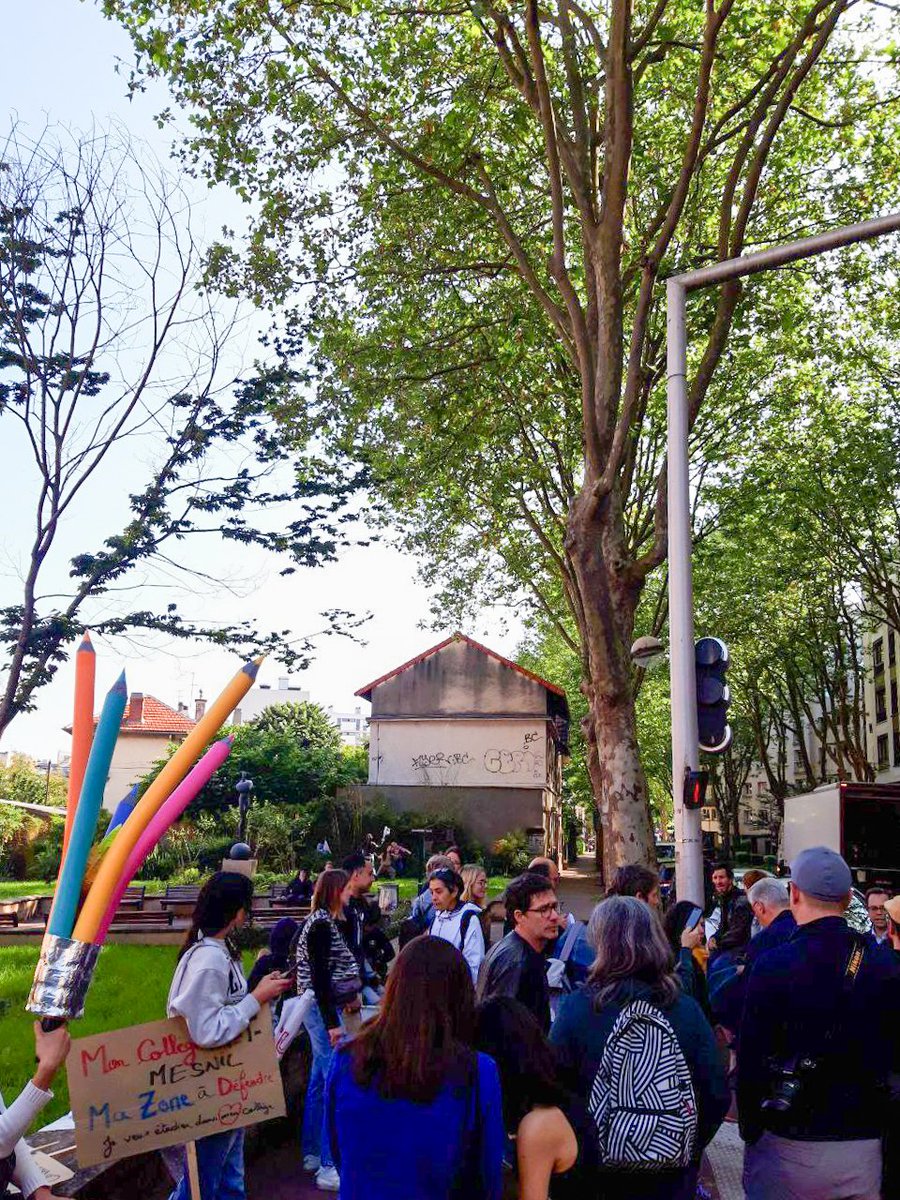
93, 736, 234, 943
62, 632, 96, 862
73, 656, 262, 944
28, 658, 259, 1021
31, 672, 127, 1020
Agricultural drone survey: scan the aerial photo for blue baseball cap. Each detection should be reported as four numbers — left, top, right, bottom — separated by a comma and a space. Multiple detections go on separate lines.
790, 846, 852, 902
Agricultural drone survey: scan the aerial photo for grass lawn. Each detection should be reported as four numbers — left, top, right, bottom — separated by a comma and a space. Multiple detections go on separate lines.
0, 944, 255, 1128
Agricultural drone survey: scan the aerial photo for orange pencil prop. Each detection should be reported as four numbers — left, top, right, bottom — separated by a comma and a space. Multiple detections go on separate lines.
72, 656, 262, 943
63, 632, 96, 861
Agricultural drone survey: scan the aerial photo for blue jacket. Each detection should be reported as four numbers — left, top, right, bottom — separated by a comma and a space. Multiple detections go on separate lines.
550, 980, 729, 1157
737, 915, 900, 1143
745, 908, 796, 969
325, 1046, 505, 1200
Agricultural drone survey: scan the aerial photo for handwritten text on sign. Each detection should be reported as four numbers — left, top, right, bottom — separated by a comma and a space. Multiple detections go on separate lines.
66, 1008, 285, 1167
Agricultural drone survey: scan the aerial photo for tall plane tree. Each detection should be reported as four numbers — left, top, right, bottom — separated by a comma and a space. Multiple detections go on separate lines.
104, 0, 900, 872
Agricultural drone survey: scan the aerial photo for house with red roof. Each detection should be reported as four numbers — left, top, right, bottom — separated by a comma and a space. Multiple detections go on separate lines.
101, 693, 196, 810
355, 632, 569, 858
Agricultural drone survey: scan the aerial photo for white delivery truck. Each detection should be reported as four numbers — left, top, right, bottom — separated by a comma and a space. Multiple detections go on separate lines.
783, 780, 900, 892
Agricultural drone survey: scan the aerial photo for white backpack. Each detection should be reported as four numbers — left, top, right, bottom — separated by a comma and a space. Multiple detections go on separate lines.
589, 998, 698, 1169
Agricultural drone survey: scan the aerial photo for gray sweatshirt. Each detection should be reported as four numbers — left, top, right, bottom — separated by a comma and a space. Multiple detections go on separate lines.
167, 937, 260, 1048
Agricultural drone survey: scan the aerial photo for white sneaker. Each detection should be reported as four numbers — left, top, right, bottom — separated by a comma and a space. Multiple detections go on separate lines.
315, 1166, 340, 1191
303, 1154, 320, 1171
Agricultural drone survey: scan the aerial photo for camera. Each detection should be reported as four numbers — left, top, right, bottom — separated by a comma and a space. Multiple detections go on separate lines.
762, 1055, 818, 1114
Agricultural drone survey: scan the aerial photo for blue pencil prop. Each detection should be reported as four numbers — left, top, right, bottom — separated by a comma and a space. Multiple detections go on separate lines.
48, 671, 127, 939
105, 784, 138, 837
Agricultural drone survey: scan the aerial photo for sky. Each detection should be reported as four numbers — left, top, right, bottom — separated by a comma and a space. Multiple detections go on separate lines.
0, 0, 525, 759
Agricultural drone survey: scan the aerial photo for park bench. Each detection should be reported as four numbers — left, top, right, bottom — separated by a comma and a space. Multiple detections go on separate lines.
0, 911, 19, 928
106, 909, 175, 931
251, 905, 309, 928
158, 885, 201, 911
119, 885, 145, 910
269, 882, 288, 899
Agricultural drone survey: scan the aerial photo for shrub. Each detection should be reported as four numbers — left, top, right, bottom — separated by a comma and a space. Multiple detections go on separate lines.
490, 829, 531, 875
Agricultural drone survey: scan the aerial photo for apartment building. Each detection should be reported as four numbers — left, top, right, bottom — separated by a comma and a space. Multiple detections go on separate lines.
863, 622, 900, 782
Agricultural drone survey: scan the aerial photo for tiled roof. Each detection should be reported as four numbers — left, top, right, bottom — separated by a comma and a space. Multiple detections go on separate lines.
112, 695, 195, 736
355, 631, 567, 701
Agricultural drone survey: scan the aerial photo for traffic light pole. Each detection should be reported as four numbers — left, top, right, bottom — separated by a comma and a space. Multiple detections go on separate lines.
666, 210, 900, 907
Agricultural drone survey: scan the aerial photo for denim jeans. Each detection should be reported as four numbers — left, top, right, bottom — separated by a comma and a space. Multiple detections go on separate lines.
301, 1001, 335, 1169
167, 1129, 245, 1200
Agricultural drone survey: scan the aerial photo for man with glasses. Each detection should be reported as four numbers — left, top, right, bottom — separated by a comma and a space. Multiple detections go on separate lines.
865, 887, 891, 946
476, 872, 558, 1031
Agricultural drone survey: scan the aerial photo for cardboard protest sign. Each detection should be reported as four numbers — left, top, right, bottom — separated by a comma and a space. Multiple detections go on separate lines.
66, 1008, 285, 1167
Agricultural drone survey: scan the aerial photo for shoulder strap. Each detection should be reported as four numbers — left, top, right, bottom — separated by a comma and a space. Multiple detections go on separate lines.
458, 908, 477, 950
557, 919, 581, 965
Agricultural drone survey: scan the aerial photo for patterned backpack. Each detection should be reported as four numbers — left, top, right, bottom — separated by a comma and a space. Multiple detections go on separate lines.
589, 999, 698, 1170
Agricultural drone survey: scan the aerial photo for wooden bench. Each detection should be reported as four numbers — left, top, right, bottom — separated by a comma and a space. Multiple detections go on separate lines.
119, 885, 145, 910
158, 885, 201, 911
0, 911, 19, 928
107, 909, 174, 930
252, 905, 309, 928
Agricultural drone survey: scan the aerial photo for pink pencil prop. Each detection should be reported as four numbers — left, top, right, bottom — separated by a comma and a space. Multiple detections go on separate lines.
93, 735, 234, 944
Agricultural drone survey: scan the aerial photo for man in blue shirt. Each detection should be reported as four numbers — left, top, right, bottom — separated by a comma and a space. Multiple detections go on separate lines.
738, 847, 900, 1199
745, 876, 795, 968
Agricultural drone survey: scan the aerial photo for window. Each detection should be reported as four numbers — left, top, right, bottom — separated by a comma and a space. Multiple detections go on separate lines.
874, 638, 884, 673
894, 730, 900, 768
892, 680, 898, 716
890, 630, 897, 666
878, 733, 889, 770
876, 687, 887, 723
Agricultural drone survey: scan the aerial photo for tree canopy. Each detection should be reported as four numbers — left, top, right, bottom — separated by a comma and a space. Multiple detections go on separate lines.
104, 0, 900, 872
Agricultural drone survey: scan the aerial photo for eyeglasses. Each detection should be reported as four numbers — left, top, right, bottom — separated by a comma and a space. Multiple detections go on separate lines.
526, 901, 560, 916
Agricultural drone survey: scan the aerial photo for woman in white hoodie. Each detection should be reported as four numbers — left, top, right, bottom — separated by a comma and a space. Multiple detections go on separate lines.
0, 1022, 72, 1200
166, 871, 291, 1200
428, 867, 485, 984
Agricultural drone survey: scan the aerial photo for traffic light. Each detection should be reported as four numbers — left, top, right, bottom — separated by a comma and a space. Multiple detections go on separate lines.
695, 636, 731, 753
683, 768, 709, 810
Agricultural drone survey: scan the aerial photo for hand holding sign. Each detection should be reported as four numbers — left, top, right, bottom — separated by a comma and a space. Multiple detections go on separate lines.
66, 1009, 285, 1169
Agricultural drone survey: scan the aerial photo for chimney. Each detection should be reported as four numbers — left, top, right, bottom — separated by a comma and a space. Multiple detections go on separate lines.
129, 693, 145, 724
278, 677, 289, 691
177, 701, 188, 714
195, 691, 206, 721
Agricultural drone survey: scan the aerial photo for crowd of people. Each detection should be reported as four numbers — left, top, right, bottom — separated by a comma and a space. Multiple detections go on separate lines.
3, 843, 898, 1200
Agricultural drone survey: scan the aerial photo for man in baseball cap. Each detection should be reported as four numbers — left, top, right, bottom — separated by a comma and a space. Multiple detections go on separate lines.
738, 847, 900, 1199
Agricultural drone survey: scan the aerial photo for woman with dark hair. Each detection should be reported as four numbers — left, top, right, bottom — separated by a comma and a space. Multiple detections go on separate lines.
166, 872, 291, 1200
550, 897, 728, 1200
663, 901, 710, 1017
476, 997, 600, 1199
428, 866, 486, 983
293, 868, 362, 1191
325, 937, 505, 1200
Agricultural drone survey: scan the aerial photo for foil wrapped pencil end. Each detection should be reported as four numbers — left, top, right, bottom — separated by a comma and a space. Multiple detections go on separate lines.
26, 934, 101, 1020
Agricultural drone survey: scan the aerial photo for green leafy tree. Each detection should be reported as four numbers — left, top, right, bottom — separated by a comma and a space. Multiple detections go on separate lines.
0, 124, 368, 736
248, 701, 343, 752
104, 0, 900, 873
0, 755, 66, 878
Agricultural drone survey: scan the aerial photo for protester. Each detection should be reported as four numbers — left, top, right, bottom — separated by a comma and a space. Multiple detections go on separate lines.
166, 872, 291, 1200
606, 863, 660, 908
279, 867, 313, 905
738, 846, 900, 1199
428, 866, 485, 983
662, 900, 709, 1016
866, 887, 892, 945
399, 854, 453, 947
325, 937, 505, 1200
247, 916, 299, 1016
476, 872, 558, 1032
706, 863, 750, 949
293, 868, 363, 1192
745, 877, 794, 966
476, 997, 600, 1199
444, 845, 463, 873
461, 862, 492, 944
551, 896, 729, 1199
0, 1022, 72, 1200
339, 852, 383, 1002
887, 895, 900, 953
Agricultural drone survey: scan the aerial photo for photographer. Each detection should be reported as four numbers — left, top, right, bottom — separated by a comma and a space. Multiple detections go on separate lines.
737, 847, 900, 1199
